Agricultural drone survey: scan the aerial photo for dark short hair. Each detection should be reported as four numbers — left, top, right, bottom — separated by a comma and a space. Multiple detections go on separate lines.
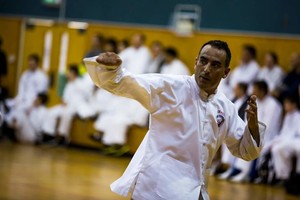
28, 53, 40, 63
237, 82, 248, 94
37, 92, 48, 105
199, 40, 231, 68
267, 51, 278, 64
243, 44, 257, 59
95, 34, 105, 44
284, 95, 298, 105
68, 64, 79, 77
165, 47, 178, 58
253, 80, 269, 95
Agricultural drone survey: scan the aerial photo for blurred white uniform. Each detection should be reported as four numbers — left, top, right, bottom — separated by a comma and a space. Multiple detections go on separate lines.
257, 65, 284, 92
271, 110, 300, 179
6, 105, 48, 143
42, 78, 85, 137
92, 46, 150, 145
7, 69, 48, 109
119, 46, 151, 74
160, 59, 190, 75
84, 57, 266, 200
220, 60, 260, 99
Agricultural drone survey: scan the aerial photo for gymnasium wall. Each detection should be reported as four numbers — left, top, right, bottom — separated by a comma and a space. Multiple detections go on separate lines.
0, 0, 300, 34
1, 16, 300, 104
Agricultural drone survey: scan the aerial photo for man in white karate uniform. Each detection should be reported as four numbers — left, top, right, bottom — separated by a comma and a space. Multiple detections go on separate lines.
6, 54, 48, 110
42, 65, 85, 144
160, 47, 190, 75
147, 41, 165, 73
5, 93, 48, 143
84, 40, 266, 200
269, 96, 300, 181
257, 52, 284, 93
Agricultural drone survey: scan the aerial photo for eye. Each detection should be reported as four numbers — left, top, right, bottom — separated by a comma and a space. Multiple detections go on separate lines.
198, 58, 207, 66
211, 62, 222, 69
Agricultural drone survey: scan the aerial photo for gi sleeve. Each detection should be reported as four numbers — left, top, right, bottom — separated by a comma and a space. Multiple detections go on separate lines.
83, 56, 162, 113
225, 105, 266, 161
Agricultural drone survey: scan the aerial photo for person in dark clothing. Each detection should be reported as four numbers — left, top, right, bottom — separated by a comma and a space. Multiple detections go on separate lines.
0, 36, 8, 86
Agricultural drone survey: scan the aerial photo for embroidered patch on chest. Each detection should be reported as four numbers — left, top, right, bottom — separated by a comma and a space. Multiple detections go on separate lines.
216, 110, 225, 127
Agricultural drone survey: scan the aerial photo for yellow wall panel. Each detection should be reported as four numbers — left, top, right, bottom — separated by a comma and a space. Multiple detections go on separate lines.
0, 18, 21, 96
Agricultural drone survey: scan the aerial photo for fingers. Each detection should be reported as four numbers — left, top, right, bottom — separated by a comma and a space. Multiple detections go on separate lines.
96, 52, 122, 66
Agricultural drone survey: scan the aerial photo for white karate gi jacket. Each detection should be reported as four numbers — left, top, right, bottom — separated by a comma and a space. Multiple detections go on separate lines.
84, 56, 266, 200
16, 69, 49, 108
119, 46, 151, 74
161, 59, 190, 75
257, 66, 284, 92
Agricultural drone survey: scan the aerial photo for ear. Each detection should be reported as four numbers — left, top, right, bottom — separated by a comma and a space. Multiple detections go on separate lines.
194, 56, 198, 70
223, 68, 230, 79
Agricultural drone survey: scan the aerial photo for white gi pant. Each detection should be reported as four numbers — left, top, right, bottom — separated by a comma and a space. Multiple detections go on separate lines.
42, 104, 76, 137
271, 139, 300, 179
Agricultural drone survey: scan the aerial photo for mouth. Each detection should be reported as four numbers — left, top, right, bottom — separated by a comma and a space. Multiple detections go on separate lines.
200, 75, 210, 81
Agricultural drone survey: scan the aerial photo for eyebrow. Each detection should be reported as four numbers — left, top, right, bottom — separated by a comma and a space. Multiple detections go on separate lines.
199, 55, 222, 65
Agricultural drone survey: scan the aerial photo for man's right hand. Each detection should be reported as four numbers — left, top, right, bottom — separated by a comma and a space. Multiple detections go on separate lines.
96, 52, 122, 68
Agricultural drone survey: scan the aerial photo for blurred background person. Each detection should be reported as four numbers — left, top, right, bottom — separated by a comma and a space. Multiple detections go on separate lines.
103, 38, 118, 53
273, 52, 300, 104
220, 44, 260, 100
147, 40, 164, 73
42, 65, 85, 145
269, 96, 300, 185
117, 39, 129, 54
4, 93, 48, 144
119, 33, 151, 74
160, 47, 190, 75
257, 51, 284, 93
5, 54, 48, 111
0, 35, 7, 87
85, 34, 104, 57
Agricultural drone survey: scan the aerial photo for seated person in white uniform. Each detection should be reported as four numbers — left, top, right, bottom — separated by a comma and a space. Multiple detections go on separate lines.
42, 65, 85, 145
219, 44, 259, 100
6, 54, 48, 111
147, 41, 165, 73
83, 40, 266, 200
257, 52, 284, 93
160, 47, 190, 75
5, 93, 48, 143
269, 96, 300, 182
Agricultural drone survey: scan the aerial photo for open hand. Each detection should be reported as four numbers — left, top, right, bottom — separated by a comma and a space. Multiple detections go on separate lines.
96, 52, 122, 67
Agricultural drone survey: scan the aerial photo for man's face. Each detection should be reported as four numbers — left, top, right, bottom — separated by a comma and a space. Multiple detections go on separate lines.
195, 45, 230, 94
28, 58, 38, 71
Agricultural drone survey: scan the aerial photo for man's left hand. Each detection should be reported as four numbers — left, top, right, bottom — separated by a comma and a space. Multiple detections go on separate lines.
245, 95, 260, 146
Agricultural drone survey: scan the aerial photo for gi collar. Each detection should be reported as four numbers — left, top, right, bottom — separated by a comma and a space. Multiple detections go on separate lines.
191, 74, 217, 102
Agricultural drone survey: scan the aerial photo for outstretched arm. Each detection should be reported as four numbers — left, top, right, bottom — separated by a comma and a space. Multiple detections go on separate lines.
83, 52, 162, 113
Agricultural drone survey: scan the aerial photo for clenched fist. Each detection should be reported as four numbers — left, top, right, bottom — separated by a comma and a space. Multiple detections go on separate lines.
96, 52, 122, 68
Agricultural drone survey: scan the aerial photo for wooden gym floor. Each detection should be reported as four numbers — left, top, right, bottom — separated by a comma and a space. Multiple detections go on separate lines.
0, 141, 298, 200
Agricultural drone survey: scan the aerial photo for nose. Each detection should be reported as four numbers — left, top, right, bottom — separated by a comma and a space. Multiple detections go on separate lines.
203, 63, 211, 74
